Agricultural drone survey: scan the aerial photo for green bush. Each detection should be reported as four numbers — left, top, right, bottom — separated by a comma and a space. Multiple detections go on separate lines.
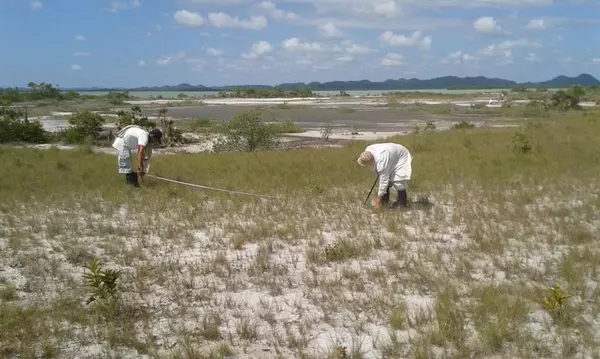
213, 109, 280, 152
0, 107, 49, 144
549, 89, 582, 111
54, 111, 106, 145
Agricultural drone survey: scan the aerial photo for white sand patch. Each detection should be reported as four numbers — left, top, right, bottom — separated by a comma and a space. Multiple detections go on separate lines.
284, 130, 407, 141
124, 99, 189, 105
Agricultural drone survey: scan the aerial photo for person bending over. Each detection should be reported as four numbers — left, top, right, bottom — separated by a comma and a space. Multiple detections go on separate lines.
112, 125, 163, 187
357, 142, 413, 209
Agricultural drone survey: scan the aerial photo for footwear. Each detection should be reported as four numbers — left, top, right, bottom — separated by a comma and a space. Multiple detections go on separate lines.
125, 172, 140, 187
397, 189, 408, 207
390, 189, 409, 209
381, 187, 391, 207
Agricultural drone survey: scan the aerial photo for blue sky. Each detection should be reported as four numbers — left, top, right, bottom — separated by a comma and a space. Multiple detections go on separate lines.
1, 0, 599, 88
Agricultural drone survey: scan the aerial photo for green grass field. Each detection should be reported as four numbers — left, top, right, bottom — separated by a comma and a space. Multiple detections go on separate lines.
1, 107, 600, 358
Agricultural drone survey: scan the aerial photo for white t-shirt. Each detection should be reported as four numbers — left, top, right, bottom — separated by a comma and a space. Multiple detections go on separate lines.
365, 142, 413, 196
112, 127, 149, 151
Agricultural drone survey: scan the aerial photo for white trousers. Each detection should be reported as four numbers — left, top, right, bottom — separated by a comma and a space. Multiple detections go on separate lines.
390, 180, 409, 191
117, 149, 133, 174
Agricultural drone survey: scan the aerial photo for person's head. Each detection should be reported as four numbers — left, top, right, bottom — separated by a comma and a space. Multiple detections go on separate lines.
149, 128, 163, 145
357, 151, 374, 168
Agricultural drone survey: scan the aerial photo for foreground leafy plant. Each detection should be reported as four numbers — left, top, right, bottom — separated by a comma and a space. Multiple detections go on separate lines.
83, 259, 122, 307
538, 284, 572, 319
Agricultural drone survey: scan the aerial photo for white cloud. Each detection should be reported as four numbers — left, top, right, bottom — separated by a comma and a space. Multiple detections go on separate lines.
189, 0, 246, 3
525, 53, 542, 62
71, 64, 81, 71
207, 48, 224, 56
174, 10, 204, 27
286, 0, 552, 11
319, 22, 342, 37
379, 30, 432, 50
478, 39, 542, 58
473, 16, 503, 34
30, 1, 42, 10
73, 52, 91, 56
282, 38, 323, 52
381, 52, 404, 66
208, 12, 267, 30
526, 18, 546, 29
109, 0, 141, 12
258, 1, 298, 20
74, 35, 86, 41
258, 0, 275, 9
357, 0, 401, 17
272, 8, 298, 20
156, 52, 186, 65
593, 58, 600, 64
442, 51, 477, 64
345, 44, 371, 54
242, 41, 272, 59
336, 55, 353, 62
139, 60, 145, 66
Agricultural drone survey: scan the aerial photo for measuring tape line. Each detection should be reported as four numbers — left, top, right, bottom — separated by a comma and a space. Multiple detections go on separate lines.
144, 174, 288, 200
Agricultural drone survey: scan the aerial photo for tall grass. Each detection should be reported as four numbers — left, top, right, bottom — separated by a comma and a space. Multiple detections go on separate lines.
2, 109, 598, 203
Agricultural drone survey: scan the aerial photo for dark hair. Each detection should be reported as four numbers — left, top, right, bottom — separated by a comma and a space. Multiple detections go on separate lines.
149, 128, 163, 140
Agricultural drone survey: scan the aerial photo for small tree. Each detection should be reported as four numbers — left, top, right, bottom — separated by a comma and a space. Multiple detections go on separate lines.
213, 109, 280, 152
68, 111, 105, 139
116, 105, 156, 130
157, 107, 184, 147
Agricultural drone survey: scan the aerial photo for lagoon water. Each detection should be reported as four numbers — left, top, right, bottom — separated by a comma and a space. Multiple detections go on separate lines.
79, 88, 524, 99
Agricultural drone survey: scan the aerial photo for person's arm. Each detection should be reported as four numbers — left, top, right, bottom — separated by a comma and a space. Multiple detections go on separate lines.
136, 132, 149, 175
137, 145, 145, 174
374, 152, 391, 209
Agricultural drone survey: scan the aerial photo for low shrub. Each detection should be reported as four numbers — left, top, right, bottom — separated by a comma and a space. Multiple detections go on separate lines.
0, 107, 49, 144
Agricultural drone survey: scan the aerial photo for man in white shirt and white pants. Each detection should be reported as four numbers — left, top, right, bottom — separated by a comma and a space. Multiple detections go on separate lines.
112, 125, 163, 187
357, 142, 413, 209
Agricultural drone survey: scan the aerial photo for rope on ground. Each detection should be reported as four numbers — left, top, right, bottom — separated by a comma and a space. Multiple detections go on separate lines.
144, 174, 288, 200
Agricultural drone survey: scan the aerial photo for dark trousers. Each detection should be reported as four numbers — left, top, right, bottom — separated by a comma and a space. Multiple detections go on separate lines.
381, 185, 408, 208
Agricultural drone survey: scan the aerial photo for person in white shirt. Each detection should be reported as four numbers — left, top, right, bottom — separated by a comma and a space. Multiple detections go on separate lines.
112, 125, 163, 187
357, 142, 413, 209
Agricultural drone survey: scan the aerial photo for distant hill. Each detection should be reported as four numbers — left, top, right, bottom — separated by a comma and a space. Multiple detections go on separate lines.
6, 73, 600, 92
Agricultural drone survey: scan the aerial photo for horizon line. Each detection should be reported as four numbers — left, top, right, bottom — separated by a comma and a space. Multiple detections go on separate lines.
2, 72, 597, 90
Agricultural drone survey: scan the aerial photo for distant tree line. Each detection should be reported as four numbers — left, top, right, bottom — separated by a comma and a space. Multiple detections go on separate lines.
217, 87, 315, 98
0, 82, 133, 105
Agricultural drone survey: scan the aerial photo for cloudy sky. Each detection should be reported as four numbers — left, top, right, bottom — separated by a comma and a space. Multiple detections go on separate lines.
1, 0, 599, 87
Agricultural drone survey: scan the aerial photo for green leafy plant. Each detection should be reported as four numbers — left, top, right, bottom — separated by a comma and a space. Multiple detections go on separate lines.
538, 284, 572, 318
510, 129, 533, 153
328, 346, 348, 359
83, 259, 122, 306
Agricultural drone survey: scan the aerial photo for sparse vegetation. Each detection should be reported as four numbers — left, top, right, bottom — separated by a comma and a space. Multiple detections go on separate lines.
1, 82, 600, 358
